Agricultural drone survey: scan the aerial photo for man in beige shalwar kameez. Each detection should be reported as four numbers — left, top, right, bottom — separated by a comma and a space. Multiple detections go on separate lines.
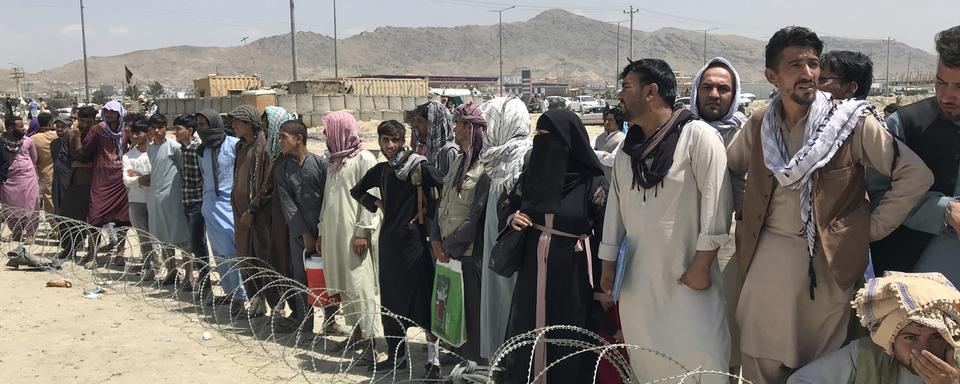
727, 26, 934, 384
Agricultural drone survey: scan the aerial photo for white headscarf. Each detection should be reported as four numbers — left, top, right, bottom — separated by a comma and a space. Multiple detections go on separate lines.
690, 57, 745, 141
478, 96, 532, 194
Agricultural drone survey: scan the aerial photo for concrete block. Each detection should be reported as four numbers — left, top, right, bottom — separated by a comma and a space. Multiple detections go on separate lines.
381, 110, 404, 122
296, 94, 314, 114
359, 110, 382, 121
388, 96, 402, 111
313, 95, 331, 113
414, 96, 429, 107
192, 99, 202, 114
278, 95, 297, 114
310, 113, 329, 128
225, 97, 240, 111
344, 95, 361, 110
360, 96, 375, 110
328, 95, 346, 111
374, 96, 390, 110
216, 97, 227, 113
401, 97, 417, 111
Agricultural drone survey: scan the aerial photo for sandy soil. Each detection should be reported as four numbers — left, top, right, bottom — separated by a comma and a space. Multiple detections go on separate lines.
0, 233, 443, 384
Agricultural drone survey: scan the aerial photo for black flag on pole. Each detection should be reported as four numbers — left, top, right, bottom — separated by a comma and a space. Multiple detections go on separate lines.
125, 66, 133, 83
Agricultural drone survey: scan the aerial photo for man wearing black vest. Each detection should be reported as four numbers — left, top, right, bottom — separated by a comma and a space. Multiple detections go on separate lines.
870, 25, 960, 284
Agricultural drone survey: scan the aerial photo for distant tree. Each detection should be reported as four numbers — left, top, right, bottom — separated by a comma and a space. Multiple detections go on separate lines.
91, 90, 108, 105
124, 84, 141, 98
147, 81, 165, 99
46, 99, 67, 110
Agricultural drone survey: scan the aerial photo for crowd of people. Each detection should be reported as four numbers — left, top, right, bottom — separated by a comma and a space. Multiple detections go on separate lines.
2, 23, 960, 383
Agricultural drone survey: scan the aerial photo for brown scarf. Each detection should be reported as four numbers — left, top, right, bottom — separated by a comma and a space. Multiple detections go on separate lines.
622, 108, 696, 190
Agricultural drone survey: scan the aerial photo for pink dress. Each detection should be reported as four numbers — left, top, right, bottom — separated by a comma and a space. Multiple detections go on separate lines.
1, 137, 40, 238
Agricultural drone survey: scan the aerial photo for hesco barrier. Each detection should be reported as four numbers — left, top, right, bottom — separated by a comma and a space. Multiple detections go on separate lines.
154, 95, 489, 126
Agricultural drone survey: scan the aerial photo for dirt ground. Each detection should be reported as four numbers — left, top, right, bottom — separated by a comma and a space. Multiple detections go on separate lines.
0, 234, 443, 384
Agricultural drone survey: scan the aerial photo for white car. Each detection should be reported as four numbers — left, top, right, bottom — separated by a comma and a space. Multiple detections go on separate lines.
571, 95, 603, 113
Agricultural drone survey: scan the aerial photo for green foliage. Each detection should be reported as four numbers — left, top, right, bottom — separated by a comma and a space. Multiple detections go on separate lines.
91, 90, 109, 105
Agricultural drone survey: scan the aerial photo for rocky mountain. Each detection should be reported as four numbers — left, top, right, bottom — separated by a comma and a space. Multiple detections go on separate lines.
10, 9, 939, 94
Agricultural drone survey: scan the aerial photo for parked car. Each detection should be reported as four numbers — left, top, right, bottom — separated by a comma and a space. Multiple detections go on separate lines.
571, 95, 603, 113
545, 96, 570, 110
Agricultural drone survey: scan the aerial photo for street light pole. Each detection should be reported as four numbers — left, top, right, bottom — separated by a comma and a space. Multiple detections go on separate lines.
333, 0, 338, 78
80, 0, 90, 103
289, 0, 298, 81
490, 5, 515, 96
701, 27, 719, 65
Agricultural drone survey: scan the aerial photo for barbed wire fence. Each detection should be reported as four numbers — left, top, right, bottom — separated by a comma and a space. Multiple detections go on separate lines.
0, 203, 748, 384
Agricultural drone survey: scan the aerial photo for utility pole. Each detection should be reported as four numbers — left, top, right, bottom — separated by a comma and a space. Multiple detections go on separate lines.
702, 27, 719, 65
240, 36, 257, 73
489, 5, 515, 96
905, 51, 911, 88
80, 0, 90, 103
289, 0, 298, 81
624, 6, 639, 59
885, 37, 892, 94
333, 0, 338, 78
615, 20, 628, 88
8, 64, 24, 99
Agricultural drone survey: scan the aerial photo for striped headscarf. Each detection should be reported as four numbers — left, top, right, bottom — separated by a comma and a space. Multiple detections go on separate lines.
412, 100, 453, 167
453, 102, 486, 191
322, 111, 363, 171
853, 272, 960, 355
228, 105, 261, 133
264, 106, 295, 160
479, 96, 532, 195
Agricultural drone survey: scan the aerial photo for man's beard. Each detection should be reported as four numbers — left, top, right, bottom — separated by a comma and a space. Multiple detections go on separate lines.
698, 102, 725, 121
790, 91, 815, 106
790, 81, 817, 106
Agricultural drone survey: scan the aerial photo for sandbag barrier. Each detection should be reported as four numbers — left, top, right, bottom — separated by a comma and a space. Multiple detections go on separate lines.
0, 204, 747, 383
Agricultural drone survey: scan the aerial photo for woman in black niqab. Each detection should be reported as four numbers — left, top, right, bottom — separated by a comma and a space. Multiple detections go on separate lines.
500, 109, 609, 384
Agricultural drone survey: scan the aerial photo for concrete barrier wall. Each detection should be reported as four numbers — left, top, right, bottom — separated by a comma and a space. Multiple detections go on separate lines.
157, 93, 451, 125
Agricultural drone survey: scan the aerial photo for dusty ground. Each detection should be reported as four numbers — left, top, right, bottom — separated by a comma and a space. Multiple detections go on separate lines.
0, 234, 443, 384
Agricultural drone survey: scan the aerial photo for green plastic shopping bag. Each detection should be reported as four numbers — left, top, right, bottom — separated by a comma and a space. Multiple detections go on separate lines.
431, 259, 466, 347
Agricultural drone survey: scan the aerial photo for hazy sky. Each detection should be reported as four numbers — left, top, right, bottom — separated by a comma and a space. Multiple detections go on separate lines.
2, 0, 955, 72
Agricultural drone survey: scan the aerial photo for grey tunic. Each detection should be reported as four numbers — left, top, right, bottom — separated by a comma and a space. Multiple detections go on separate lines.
275, 152, 327, 240
147, 138, 189, 246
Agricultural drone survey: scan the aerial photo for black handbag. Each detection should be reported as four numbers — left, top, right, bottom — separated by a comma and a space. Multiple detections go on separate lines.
488, 225, 525, 277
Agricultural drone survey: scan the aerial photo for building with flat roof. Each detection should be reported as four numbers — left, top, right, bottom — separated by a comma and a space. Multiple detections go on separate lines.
360, 74, 499, 92
194, 75, 262, 98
